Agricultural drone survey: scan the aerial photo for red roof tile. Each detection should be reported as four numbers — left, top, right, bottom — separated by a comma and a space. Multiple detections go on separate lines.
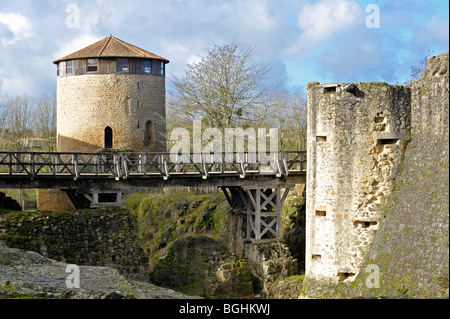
53, 36, 169, 64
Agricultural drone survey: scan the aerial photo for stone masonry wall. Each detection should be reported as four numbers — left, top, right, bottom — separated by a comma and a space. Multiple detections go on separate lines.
354, 51, 449, 298
57, 73, 166, 153
0, 208, 149, 281
306, 81, 411, 282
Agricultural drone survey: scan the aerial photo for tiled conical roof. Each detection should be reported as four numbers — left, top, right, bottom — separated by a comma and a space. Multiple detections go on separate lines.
53, 36, 169, 64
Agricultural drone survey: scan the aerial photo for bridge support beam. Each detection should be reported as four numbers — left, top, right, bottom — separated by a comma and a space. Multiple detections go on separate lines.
64, 190, 130, 209
221, 186, 290, 242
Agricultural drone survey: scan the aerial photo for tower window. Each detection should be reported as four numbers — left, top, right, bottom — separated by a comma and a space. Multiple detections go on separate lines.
145, 120, 154, 146
66, 60, 73, 74
144, 60, 152, 73
104, 126, 113, 149
57, 63, 60, 76
87, 58, 98, 72
160, 62, 164, 75
117, 58, 129, 72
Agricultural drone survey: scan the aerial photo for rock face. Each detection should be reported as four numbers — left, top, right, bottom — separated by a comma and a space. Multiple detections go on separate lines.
149, 236, 254, 298
0, 240, 194, 299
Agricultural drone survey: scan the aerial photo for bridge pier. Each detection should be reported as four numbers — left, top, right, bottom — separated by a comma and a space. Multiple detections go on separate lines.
221, 186, 290, 242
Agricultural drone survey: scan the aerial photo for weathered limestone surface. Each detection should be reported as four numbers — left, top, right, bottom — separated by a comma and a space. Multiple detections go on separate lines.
306, 81, 411, 281
355, 51, 449, 298
304, 51, 449, 298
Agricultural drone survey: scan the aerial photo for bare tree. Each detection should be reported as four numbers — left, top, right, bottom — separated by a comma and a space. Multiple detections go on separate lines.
0, 95, 10, 150
33, 95, 57, 151
170, 42, 268, 130
410, 56, 428, 81
257, 89, 307, 151
7, 94, 33, 151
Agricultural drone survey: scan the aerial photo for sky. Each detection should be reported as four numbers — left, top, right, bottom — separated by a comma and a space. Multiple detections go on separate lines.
0, 0, 448, 98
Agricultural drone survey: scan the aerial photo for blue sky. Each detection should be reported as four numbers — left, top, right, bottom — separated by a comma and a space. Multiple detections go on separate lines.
0, 0, 448, 98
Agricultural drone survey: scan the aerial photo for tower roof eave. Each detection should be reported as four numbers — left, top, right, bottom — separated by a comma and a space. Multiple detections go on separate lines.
53, 36, 170, 64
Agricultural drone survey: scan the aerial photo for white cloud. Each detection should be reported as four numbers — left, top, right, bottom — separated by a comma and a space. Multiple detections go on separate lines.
297, 0, 362, 44
238, 1, 275, 32
53, 33, 103, 61
0, 12, 32, 46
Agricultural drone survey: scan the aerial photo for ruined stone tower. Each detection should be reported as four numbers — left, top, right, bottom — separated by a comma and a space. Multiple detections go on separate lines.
37, 36, 169, 211
306, 81, 411, 282
53, 35, 169, 153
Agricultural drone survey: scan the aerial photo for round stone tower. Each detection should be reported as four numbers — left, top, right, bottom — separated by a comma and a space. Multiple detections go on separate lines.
53, 35, 169, 153
37, 36, 169, 211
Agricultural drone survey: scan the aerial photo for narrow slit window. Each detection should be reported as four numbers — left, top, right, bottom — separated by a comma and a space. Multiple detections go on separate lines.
323, 86, 337, 93
338, 272, 356, 281
160, 62, 164, 75
379, 138, 399, 145
66, 60, 73, 74
316, 136, 327, 142
87, 58, 98, 72
117, 58, 129, 72
374, 116, 385, 124
353, 220, 378, 228
316, 210, 326, 217
57, 63, 60, 76
144, 60, 152, 74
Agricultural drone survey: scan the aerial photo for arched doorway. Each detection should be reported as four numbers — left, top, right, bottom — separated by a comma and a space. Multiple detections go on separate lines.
104, 126, 113, 148
145, 120, 154, 146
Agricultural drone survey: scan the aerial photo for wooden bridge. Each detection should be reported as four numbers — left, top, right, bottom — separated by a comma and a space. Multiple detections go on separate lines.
0, 151, 306, 242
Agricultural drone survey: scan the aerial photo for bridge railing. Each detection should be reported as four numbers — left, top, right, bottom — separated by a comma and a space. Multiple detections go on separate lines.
0, 151, 306, 180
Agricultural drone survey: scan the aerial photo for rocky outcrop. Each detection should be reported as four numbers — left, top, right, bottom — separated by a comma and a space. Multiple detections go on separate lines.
149, 236, 254, 298
0, 240, 195, 299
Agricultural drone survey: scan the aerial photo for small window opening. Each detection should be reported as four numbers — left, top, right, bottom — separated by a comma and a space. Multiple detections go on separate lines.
87, 58, 98, 72
379, 138, 399, 145
316, 210, 326, 217
312, 254, 321, 261
57, 63, 60, 76
338, 272, 356, 281
374, 116, 385, 124
66, 60, 73, 74
160, 62, 164, 75
104, 126, 113, 149
117, 58, 129, 72
316, 136, 327, 142
137, 82, 140, 90
353, 220, 378, 228
323, 86, 337, 93
144, 60, 152, 74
